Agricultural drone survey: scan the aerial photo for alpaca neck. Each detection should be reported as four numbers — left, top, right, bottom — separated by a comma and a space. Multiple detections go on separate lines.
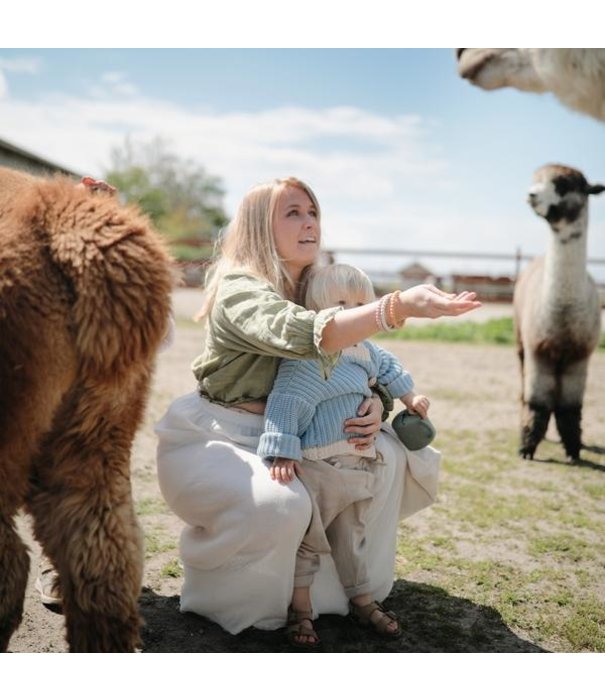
541, 209, 589, 306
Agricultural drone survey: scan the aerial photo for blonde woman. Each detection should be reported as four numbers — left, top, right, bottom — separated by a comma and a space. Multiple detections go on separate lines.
155, 177, 480, 636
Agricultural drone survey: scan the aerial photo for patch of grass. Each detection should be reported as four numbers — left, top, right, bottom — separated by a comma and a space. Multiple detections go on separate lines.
144, 529, 177, 558
378, 316, 605, 350
563, 598, 605, 652
136, 497, 170, 517
583, 482, 605, 499
528, 535, 588, 562
161, 559, 183, 578
380, 317, 516, 345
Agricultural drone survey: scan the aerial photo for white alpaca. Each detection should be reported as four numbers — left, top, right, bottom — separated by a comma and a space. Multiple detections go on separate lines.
514, 164, 603, 462
457, 49, 605, 122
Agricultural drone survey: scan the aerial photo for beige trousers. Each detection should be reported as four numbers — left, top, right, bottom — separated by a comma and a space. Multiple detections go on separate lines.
295, 454, 381, 598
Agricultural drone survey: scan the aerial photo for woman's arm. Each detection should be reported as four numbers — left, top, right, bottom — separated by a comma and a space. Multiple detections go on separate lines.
320, 285, 480, 353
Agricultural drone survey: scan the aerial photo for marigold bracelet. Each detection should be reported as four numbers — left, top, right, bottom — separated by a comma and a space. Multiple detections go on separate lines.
387, 290, 405, 329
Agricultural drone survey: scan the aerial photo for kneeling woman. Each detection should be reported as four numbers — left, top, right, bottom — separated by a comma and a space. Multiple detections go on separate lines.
155, 176, 480, 635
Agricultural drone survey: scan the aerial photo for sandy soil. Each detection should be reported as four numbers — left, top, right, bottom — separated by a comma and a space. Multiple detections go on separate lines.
7, 295, 605, 652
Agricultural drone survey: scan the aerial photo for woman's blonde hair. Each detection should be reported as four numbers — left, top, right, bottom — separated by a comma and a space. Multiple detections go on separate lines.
197, 177, 321, 320
305, 263, 375, 312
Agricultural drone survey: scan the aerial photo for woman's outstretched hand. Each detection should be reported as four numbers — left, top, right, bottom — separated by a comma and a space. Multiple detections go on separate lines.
398, 285, 481, 320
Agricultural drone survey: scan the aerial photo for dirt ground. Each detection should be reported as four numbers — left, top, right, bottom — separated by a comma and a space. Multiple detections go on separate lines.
8, 295, 605, 652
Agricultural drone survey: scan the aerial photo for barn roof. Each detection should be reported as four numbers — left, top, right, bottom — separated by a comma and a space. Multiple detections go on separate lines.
0, 136, 81, 178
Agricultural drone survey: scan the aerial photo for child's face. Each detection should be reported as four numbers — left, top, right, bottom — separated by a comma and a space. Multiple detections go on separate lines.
331, 290, 370, 310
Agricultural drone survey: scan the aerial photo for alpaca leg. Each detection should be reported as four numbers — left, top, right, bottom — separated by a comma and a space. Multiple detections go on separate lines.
555, 360, 589, 461
0, 368, 67, 651
28, 377, 149, 652
0, 432, 32, 650
0, 513, 30, 652
30, 482, 143, 652
554, 406, 582, 462
520, 355, 555, 459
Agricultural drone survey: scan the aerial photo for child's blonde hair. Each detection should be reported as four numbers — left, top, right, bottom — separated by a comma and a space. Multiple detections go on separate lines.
305, 263, 375, 311
197, 177, 321, 320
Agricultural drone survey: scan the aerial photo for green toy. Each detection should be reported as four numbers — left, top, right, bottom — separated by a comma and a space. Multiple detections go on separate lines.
391, 409, 436, 450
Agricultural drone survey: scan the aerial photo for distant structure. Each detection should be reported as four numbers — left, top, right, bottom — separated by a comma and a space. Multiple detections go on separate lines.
451, 273, 515, 302
0, 136, 80, 178
398, 262, 439, 289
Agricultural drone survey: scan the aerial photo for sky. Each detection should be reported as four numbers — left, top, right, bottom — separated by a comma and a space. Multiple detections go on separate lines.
1, 43, 604, 283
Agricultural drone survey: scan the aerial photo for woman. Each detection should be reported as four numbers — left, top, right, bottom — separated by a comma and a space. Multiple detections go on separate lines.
155, 177, 480, 635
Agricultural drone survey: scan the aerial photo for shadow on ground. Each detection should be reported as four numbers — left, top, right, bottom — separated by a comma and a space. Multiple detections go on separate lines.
139, 579, 546, 653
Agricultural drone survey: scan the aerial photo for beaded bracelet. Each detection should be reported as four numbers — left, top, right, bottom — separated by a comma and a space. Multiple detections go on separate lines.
375, 294, 395, 332
387, 290, 405, 329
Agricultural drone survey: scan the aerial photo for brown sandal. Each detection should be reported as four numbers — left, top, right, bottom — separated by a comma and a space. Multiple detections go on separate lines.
286, 607, 321, 650
349, 600, 402, 639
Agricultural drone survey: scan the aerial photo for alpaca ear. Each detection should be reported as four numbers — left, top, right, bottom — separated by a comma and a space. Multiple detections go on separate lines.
587, 183, 605, 195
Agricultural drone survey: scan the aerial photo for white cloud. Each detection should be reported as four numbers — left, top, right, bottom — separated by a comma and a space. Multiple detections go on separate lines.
0, 90, 450, 203
0, 55, 41, 100
0, 56, 41, 74
98, 71, 139, 97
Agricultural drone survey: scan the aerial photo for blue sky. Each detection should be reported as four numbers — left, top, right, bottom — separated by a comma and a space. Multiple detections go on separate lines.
1, 47, 604, 282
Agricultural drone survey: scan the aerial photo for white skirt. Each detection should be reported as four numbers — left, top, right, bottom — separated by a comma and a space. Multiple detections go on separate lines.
155, 391, 440, 634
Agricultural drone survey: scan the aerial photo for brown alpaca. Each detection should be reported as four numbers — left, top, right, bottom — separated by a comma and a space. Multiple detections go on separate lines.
0, 166, 173, 652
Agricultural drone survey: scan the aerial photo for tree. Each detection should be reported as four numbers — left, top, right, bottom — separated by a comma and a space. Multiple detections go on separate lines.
104, 137, 229, 262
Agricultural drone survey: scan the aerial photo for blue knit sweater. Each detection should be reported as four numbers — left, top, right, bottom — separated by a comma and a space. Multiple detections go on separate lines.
257, 341, 414, 462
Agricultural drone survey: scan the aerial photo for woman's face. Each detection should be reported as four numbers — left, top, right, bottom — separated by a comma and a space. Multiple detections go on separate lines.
273, 186, 320, 280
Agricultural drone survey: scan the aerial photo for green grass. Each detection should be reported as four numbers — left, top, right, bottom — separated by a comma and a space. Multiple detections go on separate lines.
161, 559, 183, 578
144, 529, 177, 558
136, 497, 170, 517
378, 316, 605, 349
380, 317, 516, 344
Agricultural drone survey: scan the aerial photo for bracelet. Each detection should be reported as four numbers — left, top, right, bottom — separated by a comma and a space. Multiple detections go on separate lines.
387, 290, 405, 329
375, 296, 387, 331
375, 294, 395, 332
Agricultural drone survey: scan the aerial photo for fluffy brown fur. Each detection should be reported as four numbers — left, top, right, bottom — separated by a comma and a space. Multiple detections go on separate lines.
0, 166, 174, 652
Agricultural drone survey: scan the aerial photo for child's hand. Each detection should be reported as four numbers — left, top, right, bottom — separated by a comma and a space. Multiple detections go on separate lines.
270, 458, 301, 484
403, 393, 430, 419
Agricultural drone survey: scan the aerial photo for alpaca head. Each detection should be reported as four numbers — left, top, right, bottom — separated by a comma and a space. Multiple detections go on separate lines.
457, 49, 605, 121
527, 164, 604, 231
456, 49, 544, 93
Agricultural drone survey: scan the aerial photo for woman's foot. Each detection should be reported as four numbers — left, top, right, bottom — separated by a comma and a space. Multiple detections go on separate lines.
286, 607, 321, 650
349, 600, 401, 639
35, 555, 62, 609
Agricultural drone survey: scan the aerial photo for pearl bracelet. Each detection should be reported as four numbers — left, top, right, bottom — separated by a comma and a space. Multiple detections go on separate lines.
375, 294, 395, 332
